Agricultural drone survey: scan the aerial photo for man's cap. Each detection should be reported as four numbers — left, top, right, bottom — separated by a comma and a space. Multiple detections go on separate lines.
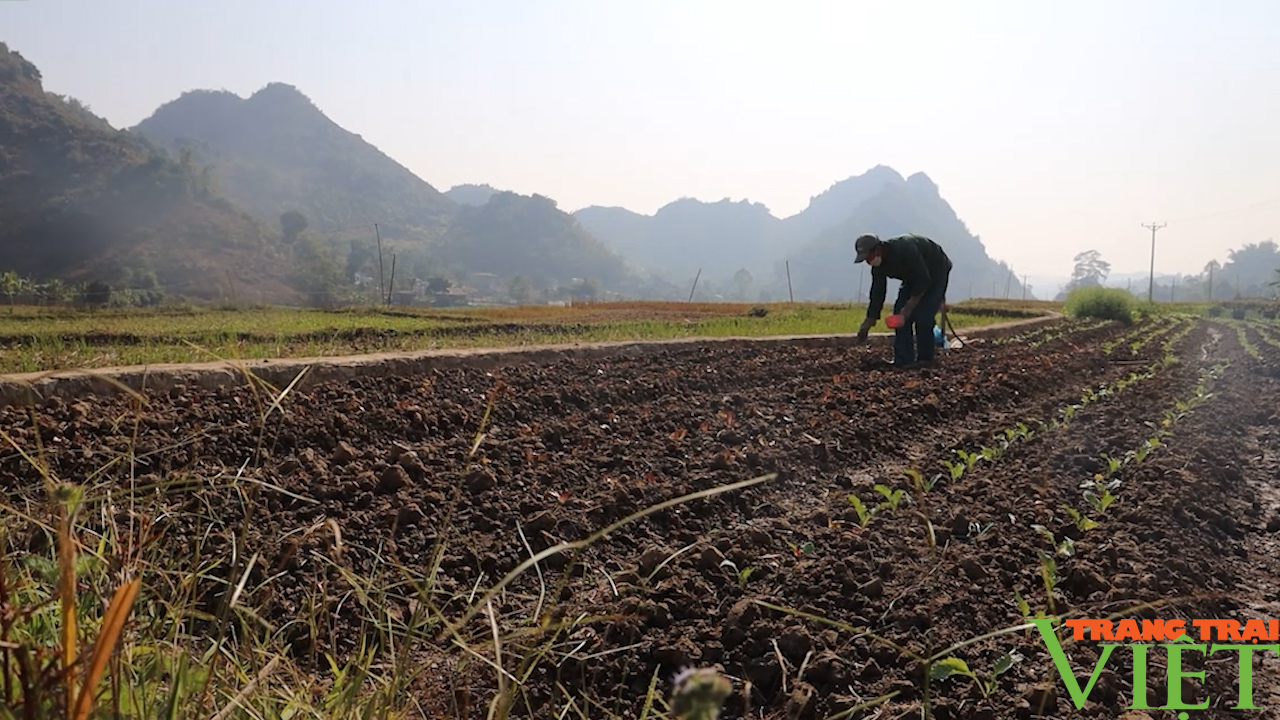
854, 233, 881, 263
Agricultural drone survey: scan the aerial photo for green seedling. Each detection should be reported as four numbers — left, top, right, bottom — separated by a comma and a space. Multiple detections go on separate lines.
955, 448, 982, 469
1084, 484, 1116, 514
1133, 436, 1160, 463
1013, 587, 1045, 620
1032, 524, 1074, 558
874, 483, 906, 512
1100, 452, 1124, 476
942, 459, 966, 482
718, 558, 755, 589
788, 540, 816, 558
905, 468, 939, 494
1038, 551, 1059, 615
1061, 504, 1099, 532
847, 494, 875, 528
929, 650, 1024, 699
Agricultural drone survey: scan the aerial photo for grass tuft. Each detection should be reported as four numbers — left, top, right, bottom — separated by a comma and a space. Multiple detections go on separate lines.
1064, 286, 1136, 324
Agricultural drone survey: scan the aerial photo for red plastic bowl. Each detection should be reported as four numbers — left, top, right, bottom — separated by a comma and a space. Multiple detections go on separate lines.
886, 314, 905, 328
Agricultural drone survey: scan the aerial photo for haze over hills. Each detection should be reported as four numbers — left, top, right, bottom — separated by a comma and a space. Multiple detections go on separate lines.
133, 84, 455, 242
574, 166, 1029, 302
0, 37, 1065, 307
0, 41, 304, 302
132, 83, 640, 299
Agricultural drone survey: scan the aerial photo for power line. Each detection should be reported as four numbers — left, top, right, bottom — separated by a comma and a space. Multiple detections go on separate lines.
1142, 222, 1166, 303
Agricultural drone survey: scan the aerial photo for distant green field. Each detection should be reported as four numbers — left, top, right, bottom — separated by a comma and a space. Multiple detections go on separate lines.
0, 300, 1035, 373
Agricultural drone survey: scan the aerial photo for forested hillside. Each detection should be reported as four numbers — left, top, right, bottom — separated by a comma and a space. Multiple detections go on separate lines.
133, 85, 640, 299
0, 41, 302, 303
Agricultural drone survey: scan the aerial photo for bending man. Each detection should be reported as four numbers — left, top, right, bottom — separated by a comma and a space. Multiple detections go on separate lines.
853, 233, 952, 367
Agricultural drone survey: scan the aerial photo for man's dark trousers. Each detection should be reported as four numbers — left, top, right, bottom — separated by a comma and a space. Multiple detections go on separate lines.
892, 273, 949, 365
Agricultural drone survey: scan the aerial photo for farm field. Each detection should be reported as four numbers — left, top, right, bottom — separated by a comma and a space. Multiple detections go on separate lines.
0, 300, 1029, 373
4, 311, 1280, 719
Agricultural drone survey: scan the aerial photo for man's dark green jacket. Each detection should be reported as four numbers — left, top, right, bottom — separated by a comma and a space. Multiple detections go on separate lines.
865, 234, 952, 321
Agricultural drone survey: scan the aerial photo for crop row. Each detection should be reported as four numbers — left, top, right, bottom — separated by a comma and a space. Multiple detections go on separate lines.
721, 320, 1213, 716
1100, 315, 1187, 356
920, 318, 1198, 489
842, 318, 1199, 573
1023, 320, 1114, 350
1050, 354, 1229, 555
991, 318, 1108, 347
1246, 321, 1280, 355
820, 323, 1208, 712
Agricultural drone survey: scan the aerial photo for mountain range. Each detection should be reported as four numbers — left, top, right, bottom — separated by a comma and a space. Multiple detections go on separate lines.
1, 39, 1027, 305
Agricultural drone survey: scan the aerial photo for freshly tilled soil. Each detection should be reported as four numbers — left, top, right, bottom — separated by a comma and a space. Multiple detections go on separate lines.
3, 317, 1279, 719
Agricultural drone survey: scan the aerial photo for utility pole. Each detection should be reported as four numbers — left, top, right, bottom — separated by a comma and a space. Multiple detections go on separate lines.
1021, 274, 1028, 301
1142, 222, 1166, 303
1207, 263, 1214, 301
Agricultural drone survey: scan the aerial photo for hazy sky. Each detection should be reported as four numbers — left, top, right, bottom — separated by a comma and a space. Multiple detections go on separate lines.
5, 0, 1279, 283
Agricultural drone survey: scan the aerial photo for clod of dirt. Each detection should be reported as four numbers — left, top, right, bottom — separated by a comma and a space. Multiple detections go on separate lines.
1022, 683, 1058, 716
784, 681, 813, 720
332, 441, 359, 464
777, 626, 812, 660
1268, 515, 1280, 533
397, 450, 427, 480
959, 557, 988, 582
860, 577, 884, 598
696, 546, 725, 570
378, 465, 410, 493
465, 466, 496, 493
638, 546, 670, 577
524, 509, 555, 532
397, 504, 424, 527
716, 428, 743, 446
1061, 563, 1111, 599
722, 598, 757, 648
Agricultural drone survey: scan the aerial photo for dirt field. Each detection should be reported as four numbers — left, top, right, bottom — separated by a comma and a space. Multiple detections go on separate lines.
4, 313, 1280, 718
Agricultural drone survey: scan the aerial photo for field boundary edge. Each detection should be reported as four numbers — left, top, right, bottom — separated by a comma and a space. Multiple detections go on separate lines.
0, 311, 1064, 408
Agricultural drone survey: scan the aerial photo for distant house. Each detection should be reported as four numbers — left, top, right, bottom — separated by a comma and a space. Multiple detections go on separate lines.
432, 291, 469, 307
469, 273, 502, 293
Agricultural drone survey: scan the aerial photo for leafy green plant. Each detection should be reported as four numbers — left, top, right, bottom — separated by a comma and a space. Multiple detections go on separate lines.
906, 468, 940, 494
874, 483, 906, 512
955, 449, 982, 469
929, 650, 1024, 699
1100, 452, 1124, 476
847, 494, 875, 528
1083, 479, 1118, 514
1061, 504, 1099, 532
